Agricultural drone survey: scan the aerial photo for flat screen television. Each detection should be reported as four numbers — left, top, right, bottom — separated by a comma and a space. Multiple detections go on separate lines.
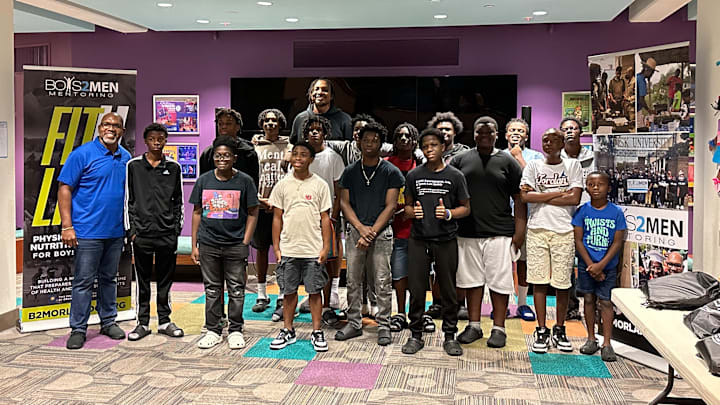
230, 75, 517, 149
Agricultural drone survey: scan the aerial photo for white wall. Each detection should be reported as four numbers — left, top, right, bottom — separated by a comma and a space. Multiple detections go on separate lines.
0, 0, 17, 319
693, 0, 720, 278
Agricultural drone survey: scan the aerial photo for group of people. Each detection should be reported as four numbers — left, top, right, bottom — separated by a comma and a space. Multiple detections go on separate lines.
608, 168, 690, 209
58, 78, 626, 363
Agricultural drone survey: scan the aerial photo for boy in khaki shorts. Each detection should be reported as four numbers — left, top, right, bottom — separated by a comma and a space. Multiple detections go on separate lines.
520, 128, 583, 354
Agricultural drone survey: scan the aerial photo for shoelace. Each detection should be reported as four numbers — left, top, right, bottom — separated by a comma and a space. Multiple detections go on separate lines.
313, 332, 326, 342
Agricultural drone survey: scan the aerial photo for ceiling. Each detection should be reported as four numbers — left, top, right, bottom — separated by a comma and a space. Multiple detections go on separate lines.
13, 0, 692, 34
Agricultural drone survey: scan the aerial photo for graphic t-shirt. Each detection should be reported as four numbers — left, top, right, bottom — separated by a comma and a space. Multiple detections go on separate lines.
571, 202, 627, 269
189, 170, 258, 246
405, 164, 469, 241
339, 159, 405, 227
269, 174, 332, 258
386, 155, 416, 239
253, 135, 291, 199
521, 158, 583, 233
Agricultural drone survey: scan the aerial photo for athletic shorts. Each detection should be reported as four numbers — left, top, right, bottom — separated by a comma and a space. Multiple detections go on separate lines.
276, 257, 329, 295
525, 228, 575, 289
251, 210, 274, 250
577, 261, 617, 301
456, 236, 516, 294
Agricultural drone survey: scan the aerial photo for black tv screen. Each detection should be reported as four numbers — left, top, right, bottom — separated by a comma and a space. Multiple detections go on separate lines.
230, 75, 517, 149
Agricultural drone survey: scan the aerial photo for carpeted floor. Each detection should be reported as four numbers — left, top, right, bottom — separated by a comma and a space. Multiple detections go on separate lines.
0, 274, 702, 404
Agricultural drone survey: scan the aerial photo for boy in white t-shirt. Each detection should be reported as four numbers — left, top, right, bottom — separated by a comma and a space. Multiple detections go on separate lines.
520, 128, 583, 354
268, 142, 333, 352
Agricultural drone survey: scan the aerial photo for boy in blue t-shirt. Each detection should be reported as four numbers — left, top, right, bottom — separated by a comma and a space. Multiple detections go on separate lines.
571, 171, 626, 362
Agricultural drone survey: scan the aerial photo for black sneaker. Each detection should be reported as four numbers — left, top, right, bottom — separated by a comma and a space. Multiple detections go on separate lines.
66, 331, 86, 350
551, 325, 573, 352
252, 298, 270, 313
532, 327, 550, 353
322, 310, 340, 327
270, 328, 296, 350
457, 325, 483, 344
100, 323, 126, 340
311, 330, 329, 352
425, 303, 442, 319
272, 299, 284, 322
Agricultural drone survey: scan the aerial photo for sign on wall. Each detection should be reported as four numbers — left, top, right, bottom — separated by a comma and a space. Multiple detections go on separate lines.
153, 95, 199, 135
163, 142, 199, 182
21, 66, 137, 332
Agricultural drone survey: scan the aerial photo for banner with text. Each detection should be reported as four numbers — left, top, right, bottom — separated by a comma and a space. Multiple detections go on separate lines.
21, 66, 137, 332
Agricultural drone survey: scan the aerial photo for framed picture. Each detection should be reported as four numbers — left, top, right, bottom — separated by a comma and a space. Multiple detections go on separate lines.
153, 95, 199, 135
163, 143, 199, 182
562, 91, 592, 134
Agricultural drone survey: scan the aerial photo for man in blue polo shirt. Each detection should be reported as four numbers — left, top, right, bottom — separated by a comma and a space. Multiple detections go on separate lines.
58, 112, 132, 350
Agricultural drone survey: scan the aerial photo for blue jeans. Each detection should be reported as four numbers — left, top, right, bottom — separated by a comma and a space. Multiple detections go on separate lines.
69, 238, 124, 333
390, 238, 409, 281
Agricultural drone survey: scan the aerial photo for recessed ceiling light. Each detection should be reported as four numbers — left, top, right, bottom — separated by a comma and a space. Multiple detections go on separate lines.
285, 17, 299, 23
532, 10, 548, 16
257, 1, 273, 5
484, 4, 495, 7
196, 19, 210, 24
523, 16, 533, 21
156, 2, 172, 7
433, 14, 448, 19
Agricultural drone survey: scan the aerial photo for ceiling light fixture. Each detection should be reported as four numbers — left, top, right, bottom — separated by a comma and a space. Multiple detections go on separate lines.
433, 14, 448, 19
532, 10, 548, 16
156, 2, 173, 7
285, 17, 299, 22
257, 1, 273, 5
196, 19, 210, 24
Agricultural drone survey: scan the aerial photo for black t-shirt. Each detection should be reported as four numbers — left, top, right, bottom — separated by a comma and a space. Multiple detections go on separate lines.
450, 148, 522, 238
339, 159, 405, 227
405, 164, 470, 241
189, 170, 259, 246
668, 179, 678, 195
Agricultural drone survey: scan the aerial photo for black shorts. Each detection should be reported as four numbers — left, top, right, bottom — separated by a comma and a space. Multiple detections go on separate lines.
251, 210, 274, 250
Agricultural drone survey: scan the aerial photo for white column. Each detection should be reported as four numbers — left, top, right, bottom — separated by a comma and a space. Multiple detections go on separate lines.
0, 0, 17, 327
693, 0, 720, 278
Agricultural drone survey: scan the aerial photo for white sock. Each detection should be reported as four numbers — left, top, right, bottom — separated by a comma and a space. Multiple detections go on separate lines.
331, 277, 340, 294
492, 325, 506, 333
278, 293, 284, 301
470, 321, 482, 331
258, 283, 267, 300
517, 286, 528, 306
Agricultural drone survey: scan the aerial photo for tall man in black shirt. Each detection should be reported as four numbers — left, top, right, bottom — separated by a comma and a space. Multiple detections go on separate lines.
450, 116, 526, 349
125, 123, 185, 341
402, 128, 470, 356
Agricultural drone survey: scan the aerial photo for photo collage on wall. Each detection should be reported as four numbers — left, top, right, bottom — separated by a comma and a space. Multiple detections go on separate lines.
153, 94, 200, 182
163, 143, 199, 182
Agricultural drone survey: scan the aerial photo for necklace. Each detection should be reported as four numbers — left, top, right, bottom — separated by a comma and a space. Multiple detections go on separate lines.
362, 160, 381, 186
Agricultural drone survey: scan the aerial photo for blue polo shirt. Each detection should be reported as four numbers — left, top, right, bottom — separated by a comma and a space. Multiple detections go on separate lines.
57, 137, 132, 239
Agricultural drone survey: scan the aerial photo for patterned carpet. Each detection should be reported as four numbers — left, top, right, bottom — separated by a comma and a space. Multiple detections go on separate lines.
0, 274, 702, 404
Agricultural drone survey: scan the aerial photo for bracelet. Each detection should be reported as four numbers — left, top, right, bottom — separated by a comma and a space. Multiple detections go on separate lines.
445, 209, 452, 221
61, 226, 74, 231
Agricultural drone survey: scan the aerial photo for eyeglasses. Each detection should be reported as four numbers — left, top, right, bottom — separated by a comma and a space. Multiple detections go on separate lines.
100, 122, 122, 129
666, 262, 683, 268
213, 153, 234, 160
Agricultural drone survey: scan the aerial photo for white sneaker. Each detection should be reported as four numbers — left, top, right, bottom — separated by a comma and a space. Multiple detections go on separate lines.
311, 330, 329, 352
228, 331, 246, 350
197, 331, 222, 349
270, 328, 296, 350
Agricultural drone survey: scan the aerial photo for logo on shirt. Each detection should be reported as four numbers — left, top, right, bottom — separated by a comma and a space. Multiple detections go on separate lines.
536, 171, 569, 189
162, 169, 170, 175
305, 194, 312, 201
202, 190, 240, 219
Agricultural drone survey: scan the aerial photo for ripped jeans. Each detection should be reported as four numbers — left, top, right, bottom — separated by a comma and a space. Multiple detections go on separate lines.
198, 243, 248, 334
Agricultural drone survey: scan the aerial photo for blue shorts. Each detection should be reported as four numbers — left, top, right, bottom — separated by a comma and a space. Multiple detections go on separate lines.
577, 261, 617, 301
390, 238, 409, 280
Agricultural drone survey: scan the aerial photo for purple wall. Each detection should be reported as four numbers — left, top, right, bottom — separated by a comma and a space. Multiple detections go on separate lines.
14, 9, 696, 234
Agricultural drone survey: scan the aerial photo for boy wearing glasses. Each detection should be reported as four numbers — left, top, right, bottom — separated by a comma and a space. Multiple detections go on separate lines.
190, 136, 259, 350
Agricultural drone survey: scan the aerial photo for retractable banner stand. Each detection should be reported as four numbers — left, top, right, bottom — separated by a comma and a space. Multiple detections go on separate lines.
20, 66, 137, 332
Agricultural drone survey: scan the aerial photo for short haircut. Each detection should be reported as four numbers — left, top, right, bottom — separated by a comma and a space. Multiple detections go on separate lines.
302, 114, 333, 138
616, 65, 623, 73
473, 116, 498, 130
212, 135, 238, 155
418, 127, 445, 146
307, 77, 334, 104
560, 116, 582, 129
505, 117, 529, 133
101, 112, 124, 128
143, 122, 168, 139
586, 170, 610, 183
543, 128, 566, 142
215, 108, 243, 127
392, 122, 419, 144
292, 141, 316, 158
257, 108, 287, 129
427, 111, 463, 134
351, 113, 375, 127
358, 121, 387, 144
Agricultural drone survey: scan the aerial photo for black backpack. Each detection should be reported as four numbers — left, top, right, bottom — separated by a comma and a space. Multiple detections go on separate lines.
684, 299, 720, 339
640, 272, 720, 310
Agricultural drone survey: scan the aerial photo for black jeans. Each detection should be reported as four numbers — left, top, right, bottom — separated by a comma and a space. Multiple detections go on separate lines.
199, 243, 248, 334
407, 237, 459, 336
133, 234, 178, 326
